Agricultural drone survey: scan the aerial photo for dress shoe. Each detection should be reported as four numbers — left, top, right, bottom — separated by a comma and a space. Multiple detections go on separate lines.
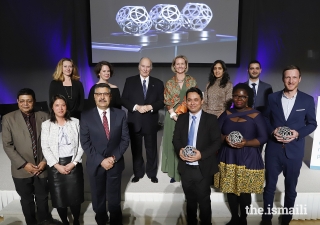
150, 177, 158, 183
259, 220, 272, 225
131, 177, 140, 183
170, 178, 176, 183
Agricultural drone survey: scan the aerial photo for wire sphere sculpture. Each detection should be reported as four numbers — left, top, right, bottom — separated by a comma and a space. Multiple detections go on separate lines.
228, 131, 243, 145
277, 126, 293, 140
149, 4, 183, 33
116, 6, 152, 35
183, 145, 196, 157
181, 3, 213, 31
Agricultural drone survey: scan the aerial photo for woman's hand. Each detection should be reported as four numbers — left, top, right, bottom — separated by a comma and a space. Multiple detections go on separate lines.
54, 164, 70, 174
226, 136, 247, 148
65, 163, 76, 172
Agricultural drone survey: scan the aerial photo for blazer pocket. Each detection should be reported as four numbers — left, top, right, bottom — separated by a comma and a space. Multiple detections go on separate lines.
296, 109, 305, 111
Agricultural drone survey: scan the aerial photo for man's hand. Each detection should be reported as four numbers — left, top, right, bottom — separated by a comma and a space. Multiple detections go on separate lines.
24, 163, 39, 175
187, 149, 201, 162
136, 105, 148, 113
179, 148, 188, 161
101, 157, 114, 170
145, 105, 153, 112
34, 161, 47, 176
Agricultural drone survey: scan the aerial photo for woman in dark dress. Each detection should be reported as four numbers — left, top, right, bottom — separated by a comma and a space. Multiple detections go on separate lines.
214, 83, 268, 225
88, 61, 121, 109
49, 58, 85, 119
41, 95, 84, 225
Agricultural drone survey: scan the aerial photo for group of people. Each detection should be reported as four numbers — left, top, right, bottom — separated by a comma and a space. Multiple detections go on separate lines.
2, 56, 317, 225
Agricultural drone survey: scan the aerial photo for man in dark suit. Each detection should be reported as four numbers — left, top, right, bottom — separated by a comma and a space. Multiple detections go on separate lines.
245, 60, 273, 112
2, 88, 52, 225
121, 57, 164, 183
260, 65, 317, 225
173, 87, 221, 225
80, 83, 130, 225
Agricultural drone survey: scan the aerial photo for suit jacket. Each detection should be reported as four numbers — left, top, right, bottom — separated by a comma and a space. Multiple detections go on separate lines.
2, 110, 49, 178
41, 118, 84, 167
245, 80, 273, 112
80, 107, 130, 176
172, 111, 221, 177
264, 90, 317, 159
121, 75, 164, 134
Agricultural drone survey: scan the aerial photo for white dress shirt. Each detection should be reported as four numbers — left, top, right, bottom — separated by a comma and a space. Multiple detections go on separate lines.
281, 91, 297, 120
249, 79, 260, 94
187, 110, 202, 165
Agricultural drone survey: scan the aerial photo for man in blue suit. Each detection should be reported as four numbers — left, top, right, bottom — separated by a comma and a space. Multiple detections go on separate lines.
245, 60, 273, 113
80, 83, 130, 225
122, 57, 164, 183
260, 65, 317, 225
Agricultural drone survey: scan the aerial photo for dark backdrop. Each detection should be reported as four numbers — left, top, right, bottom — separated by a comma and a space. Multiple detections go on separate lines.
0, 0, 319, 105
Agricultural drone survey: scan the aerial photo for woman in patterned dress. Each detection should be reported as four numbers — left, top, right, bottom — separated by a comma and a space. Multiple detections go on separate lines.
161, 55, 197, 182
202, 60, 233, 117
214, 83, 268, 225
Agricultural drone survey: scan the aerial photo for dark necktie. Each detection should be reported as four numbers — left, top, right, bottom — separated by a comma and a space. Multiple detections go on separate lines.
26, 115, 37, 158
103, 111, 110, 139
252, 83, 257, 108
143, 79, 147, 99
188, 116, 196, 146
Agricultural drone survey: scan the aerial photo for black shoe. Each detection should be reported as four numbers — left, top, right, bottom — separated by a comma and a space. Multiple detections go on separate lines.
170, 178, 176, 183
259, 220, 272, 225
150, 177, 158, 183
131, 177, 140, 183
226, 216, 239, 225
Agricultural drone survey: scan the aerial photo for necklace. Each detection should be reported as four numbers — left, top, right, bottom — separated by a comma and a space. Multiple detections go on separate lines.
176, 76, 185, 83
64, 86, 72, 99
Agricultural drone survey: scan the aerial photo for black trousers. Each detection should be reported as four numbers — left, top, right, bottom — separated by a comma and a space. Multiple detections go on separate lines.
181, 165, 212, 225
13, 176, 51, 225
89, 168, 123, 225
129, 129, 158, 178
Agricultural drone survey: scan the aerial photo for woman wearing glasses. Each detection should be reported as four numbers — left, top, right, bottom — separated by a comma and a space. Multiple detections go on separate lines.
202, 60, 233, 117
41, 94, 84, 225
49, 58, 85, 119
214, 83, 268, 225
88, 61, 121, 109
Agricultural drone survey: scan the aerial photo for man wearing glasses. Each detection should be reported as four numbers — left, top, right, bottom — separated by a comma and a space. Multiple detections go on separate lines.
2, 88, 53, 225
80, 83, 130, 225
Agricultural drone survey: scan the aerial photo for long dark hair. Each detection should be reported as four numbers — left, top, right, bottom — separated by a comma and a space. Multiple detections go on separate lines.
50, 94, 71, 122
207, 60, 230, 90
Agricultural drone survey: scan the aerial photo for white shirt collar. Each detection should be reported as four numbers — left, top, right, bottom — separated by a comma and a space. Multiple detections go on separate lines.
249, 79, 260, 86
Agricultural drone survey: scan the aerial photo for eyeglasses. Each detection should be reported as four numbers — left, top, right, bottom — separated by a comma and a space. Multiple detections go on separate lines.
18, 100, 33, 104
232, 95, 248, 100
94, 92, 110, 97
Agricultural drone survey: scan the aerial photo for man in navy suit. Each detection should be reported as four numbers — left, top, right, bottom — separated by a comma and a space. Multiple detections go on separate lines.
260, 65, 317, 225
80, 83, 130, 225
245, 60, 273, 113
122, 57, 164, 183
173, 87, 221, 225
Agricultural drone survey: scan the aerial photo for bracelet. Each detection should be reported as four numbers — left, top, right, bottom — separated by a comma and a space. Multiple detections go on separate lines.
72, 161, 78, 166
170, 112, 177, 119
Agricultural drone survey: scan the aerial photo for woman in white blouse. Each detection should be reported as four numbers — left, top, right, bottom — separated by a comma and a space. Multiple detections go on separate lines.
41, 94, 84, 225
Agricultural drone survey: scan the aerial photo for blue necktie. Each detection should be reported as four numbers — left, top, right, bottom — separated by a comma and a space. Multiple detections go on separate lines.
252, 83, 257, 108
143, 79, 147, 99
188, 116, 196, 146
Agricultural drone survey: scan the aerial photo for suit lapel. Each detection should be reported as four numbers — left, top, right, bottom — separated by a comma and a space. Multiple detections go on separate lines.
146, 76, 155, 100
109, 108, 117, 140
92, 107, 108, 139
15, 111, 29, 137
196, 112, 207, 147
286, 90, 301, 121
135, 75, 145, 100
35, 112, 45, 140
275, 91, 286, 122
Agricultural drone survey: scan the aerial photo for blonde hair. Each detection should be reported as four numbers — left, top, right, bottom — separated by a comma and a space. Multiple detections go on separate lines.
171, 55, 189, 73
52, 58, 80, 81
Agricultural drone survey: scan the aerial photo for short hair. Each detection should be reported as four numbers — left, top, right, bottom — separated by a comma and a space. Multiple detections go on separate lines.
52, 58, 80, 82
94, 61, 114, 78
17, 88, 36, 102
247, 60, 261, 69
49, 94, 71, 122
282, 65, 301, 79
186, 87, 203, 100
171, 55, 189, 73
94, 83, 112, 93
139, 57, 153, 69
233, 83, 254, 107
207, 59, 230, 89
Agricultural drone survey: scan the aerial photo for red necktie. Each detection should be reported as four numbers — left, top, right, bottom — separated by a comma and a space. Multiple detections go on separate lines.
103, 111, 110, 139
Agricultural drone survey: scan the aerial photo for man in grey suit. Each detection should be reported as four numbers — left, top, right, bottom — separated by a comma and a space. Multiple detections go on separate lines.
2, 88, 52, 225
245, 60, 273, 113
